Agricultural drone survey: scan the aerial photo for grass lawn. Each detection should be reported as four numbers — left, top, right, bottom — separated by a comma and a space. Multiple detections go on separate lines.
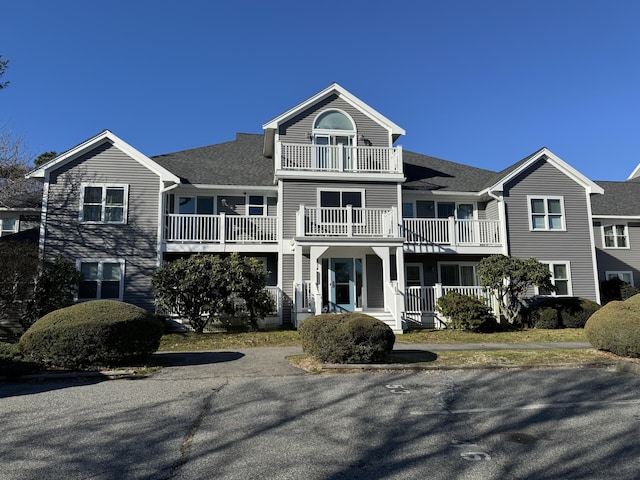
158, 330, 301, 351
398, 328, 587, 344
158, 327, 587, 352
158, 327, 603, 371
288, 349, 617, 373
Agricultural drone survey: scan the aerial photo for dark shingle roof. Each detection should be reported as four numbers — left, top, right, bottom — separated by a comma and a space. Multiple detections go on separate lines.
591, 180, 640, 216
402, 150, 498, 192
152, 133, 274, 186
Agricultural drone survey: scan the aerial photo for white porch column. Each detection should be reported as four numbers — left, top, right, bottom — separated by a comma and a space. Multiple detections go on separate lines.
310, 246, 329, 315
395, 245, 405, 295
372, 246, 391, 285
294, 243, 303, 320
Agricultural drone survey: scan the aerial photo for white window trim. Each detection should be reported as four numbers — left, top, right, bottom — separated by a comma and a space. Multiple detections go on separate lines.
400, 199, 477, 219
437, 261, 480, 286
247, 195, 266, 216
536, 261, 573, 296
76, 258, 125, 301
527, 195, 566, 231
317, 188, 366, 208
605, 271, 634, 286
312, 108, 357, 136
79, 183, 129, 224
602, 223, 630, 249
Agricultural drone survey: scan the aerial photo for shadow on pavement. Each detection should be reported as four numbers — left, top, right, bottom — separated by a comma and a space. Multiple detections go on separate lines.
389, 350, 438, 363
153, 351, 245, 367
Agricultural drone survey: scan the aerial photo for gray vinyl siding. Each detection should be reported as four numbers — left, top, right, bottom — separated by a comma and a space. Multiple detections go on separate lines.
281, 181, 399, 238
44, 141, 160, 311
282, 253, 294, 324
593, 221, 640, 286
366, 254, 384, 308
279, 94, 390, 147
503, 159, 598, 301
484, 200, 500, 222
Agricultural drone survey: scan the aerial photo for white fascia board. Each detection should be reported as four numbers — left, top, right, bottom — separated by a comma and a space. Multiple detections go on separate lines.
592, 215, 640, 220
26, 130, 180, 185
185, 184, 278, 191
404, 189, 484, 197
262, 83, 405, 136
627, 163, 640, 180
486, 148, 604, 195
0, 207, 41, 212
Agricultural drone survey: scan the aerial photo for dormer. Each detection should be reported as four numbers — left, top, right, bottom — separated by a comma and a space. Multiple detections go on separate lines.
262, 83, 406, 182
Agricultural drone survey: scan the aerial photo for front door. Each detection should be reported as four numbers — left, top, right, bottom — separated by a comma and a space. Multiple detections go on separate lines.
330, 258, 355, 311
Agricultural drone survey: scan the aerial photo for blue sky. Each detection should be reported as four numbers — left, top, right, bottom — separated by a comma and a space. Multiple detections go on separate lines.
1, 0, 639, 180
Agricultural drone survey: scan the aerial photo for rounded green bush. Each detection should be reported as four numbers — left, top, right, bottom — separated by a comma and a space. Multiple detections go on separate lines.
299, 313, 395, 363
585, 295, 640, 358
435, 291, 498, 332
524, 297, 601, 329
20, 300, 164, 369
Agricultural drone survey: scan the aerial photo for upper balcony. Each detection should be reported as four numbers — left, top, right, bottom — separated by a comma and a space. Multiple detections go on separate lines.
296, 205, 401, 239
275, 143, 404, 180
402, 218, 504, 254
163, 213, 278, 251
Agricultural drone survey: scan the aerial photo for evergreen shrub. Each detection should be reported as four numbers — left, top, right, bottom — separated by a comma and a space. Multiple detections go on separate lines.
435, 291, 498, 332
20, 300, 164, 369
585, 294, 640, 358
0, 341, 38, 378
533, 307, 559, 329
523, 297, 601, 329
299, 313, 395, 363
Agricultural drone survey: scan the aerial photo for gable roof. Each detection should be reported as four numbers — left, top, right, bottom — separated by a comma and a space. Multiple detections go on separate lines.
262, 83, 405, 139
591, 179, 640, 216
483, 147, 604, 195
153, 133, 275, 187
26, 130, 180, 184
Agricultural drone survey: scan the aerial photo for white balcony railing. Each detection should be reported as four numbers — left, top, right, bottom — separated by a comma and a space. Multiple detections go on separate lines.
402, 218, 502, 247
165, 213, 278, 243
405, 284, 494, 327
277, 143, 403, 174
297, 206, 399, 237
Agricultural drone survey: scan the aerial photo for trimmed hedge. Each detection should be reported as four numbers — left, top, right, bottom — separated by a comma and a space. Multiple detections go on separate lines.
0, 342, 39, 378
520, 297, 601, 329
299, 313, 395, 363
435, 291, 498, 332
585, 294, 640, 358
20, 300, 164, 369
600, 278, 640, 305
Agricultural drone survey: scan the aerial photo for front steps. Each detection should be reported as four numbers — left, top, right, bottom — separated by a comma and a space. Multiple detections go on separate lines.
361, 310, 404, 334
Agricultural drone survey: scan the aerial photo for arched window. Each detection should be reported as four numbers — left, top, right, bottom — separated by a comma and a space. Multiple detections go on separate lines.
314, 110, 355, 131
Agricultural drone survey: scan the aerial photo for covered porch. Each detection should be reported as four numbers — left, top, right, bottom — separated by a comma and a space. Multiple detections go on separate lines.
291, 243, 405, 333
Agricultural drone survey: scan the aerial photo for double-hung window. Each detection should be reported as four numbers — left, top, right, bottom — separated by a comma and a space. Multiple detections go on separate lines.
529, 196, 564, 231
603, 224, 628, 248
538, 262, 572, 296
248, 196, 265, 216
78, 259, 125, 300
81, 184, 128, 223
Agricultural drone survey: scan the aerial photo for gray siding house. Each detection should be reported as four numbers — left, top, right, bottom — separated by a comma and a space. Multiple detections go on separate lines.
24, 83, 630, 331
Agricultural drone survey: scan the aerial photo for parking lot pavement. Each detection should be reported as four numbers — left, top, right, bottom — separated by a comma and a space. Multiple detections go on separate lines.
2, 363, 639, 480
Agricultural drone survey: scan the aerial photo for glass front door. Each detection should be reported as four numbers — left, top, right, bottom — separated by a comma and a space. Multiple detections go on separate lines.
330, 258, 355, 311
